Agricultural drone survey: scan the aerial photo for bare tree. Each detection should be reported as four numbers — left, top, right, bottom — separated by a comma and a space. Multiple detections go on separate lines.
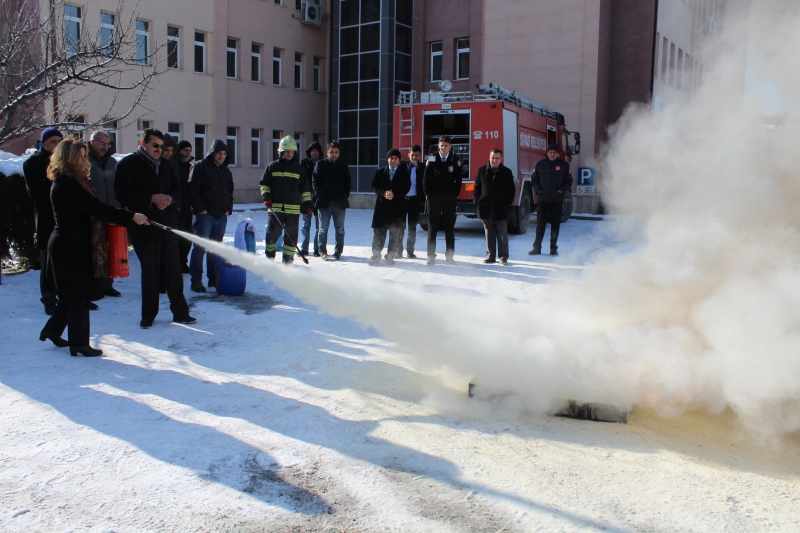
0, 0, 165, 146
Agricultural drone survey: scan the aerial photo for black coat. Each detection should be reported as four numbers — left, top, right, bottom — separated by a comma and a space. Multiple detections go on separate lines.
371, 165, 411, 228
473, 163, 517, 220
188, 144, 235, 218
301, 141, 323, 204
115, 150, 182, 243
422, 152, 464, 196
177, 157, 194, 212
312, 158, 351, 209
22, 149, 55, 250
46, 173, 134, 301
532, 157, 573, 203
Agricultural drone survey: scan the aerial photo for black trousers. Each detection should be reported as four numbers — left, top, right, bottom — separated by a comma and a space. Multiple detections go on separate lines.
266, 212, 300, 262
372, 221, 405, 259
39, 249, 58, 309
427, 194, 457, 259
397, 196, 422, 256
533, 202, 562, 251
177, 206, 194, 268
43, 299, 90, 347
132, 237, 190, 321
482, 219, 509, 260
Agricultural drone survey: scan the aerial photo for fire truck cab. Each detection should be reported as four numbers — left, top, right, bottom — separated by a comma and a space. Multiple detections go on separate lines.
394, 82, 580, 234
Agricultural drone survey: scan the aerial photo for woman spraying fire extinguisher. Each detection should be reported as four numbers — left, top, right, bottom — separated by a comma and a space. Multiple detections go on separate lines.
39, 139, 149, 357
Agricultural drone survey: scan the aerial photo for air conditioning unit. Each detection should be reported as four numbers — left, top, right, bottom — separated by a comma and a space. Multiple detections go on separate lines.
703, 18, 716, 36
301, 2, 322, 27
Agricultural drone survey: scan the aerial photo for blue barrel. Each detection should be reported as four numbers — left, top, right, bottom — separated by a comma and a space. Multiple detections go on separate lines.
215, 258, 246, 296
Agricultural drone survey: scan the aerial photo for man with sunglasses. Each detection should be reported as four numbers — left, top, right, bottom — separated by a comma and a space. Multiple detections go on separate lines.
88, 130, 122, 297
115, 128, 194, 328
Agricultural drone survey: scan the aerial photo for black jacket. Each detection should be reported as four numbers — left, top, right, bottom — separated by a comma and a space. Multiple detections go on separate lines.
188, 139, 235, 218
22, 149, 56, 250
260, 155, 312, 215
371, 165, 411, 229
46, 173, 134, 301
89, 151, 119, 208
532, 157, 573, 203
115, 149, 182, 243
312, 158, 352, 209
177, 157, 194, 212
423, 152, 463, 196
301, 141, 323, 204
473, 163, 517, 221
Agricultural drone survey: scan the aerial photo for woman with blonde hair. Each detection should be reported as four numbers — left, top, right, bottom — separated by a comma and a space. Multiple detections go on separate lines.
40, 138, 149, 356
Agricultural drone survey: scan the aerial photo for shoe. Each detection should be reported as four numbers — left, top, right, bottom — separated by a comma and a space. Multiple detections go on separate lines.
313, 251, 321, 257
104, 287, 121, 297
87, 302, 99, 311
368, 257, 380, 266
483, 258, 496, 264
283, 257, 294, 265
333, 252, 341, 261
407, 252, 417, 259
321, 253, 329, 261
191, 281, 206, 293
499, 258, 508, 265
528, 248, 541, 255
427, 257, 435, 266
266, 252, 276, 260
70, 345, 103, 357
44, 304, 57, 316
39, 329, 69, 347
385, 255, 395, 266
446, 258, 456, 265
550, 249, 559, 256
208, 278, 217, 288
181, 264, 190, 273
140, 318, 154, 329
173, 315, 197, 325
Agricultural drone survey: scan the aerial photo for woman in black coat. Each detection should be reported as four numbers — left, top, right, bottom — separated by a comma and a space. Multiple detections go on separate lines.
40, 139, 148, 357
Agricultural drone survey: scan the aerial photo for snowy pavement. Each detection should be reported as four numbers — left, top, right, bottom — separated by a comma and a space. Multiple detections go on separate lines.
1, 208, 799, 532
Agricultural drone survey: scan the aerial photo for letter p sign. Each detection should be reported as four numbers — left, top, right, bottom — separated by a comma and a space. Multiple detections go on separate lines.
577, 166, 595, 195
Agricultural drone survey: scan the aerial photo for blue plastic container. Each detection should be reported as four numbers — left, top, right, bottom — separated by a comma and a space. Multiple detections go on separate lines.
215, 258, 247, 296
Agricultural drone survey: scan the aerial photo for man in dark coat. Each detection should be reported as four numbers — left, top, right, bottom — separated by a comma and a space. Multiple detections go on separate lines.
115, 128, 194, 328
312, 141, 351, 261
299, 141, 322, 257
530, 143, 573, 256
474, 149, 517, 265
422, 135, 464, 265
23, 127, 63, 314
175, 140, 194, 272
187, 139, 234, 290
369, 149, 411, 266
396, 144, 423, 259
88, 130, 122, 297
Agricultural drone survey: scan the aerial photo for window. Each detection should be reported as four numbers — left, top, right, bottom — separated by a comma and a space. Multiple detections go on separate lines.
100, 13, 115, 55
167, 122, 181, 142
660, 37, 668, 81
194, 124, 206, 159
274, 0, 282, 4
227, 38, 238, 78
669, 42, 676, 86
194, 32, 206, 73
137, 119, 151, 137
312, 133, 322, 143
430, 41, 442, 82
65, 115, 86, 140
64, 5, 81, 55
251, 43, 261, 82
272, 130, 282, 161
313, 56, 322, 91
294, 52, 303, 89
654, 32, 661, 79
296, 0, 302, 9
294, 132, 302, 152
456, 38, 469, 80
677, 48, 684, 90
273, 48, 282, 85
251, 129, 261, 167
167, 26, 180, 69
226, 127, 237, 166
135, 20, 149, 65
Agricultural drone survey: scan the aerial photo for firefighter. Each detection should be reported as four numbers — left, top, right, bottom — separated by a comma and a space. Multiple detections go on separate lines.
423, 135, 464, 265
260, 136, 313, 264
530, 143, 573, 256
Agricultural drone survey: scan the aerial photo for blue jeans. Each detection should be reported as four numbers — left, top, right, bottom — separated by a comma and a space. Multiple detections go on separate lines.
317, 200, 346, 255
190, 213, 228, 283
300, 210, 320, 254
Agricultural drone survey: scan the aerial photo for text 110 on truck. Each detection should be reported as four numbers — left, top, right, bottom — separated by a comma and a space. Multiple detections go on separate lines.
394, 82, 581, 234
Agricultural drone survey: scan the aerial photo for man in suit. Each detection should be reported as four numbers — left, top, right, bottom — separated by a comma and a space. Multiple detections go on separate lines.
396, 144, 423, 259
473, 149, 517, 265
422, 135, 463, 265
369, 149, 411, 266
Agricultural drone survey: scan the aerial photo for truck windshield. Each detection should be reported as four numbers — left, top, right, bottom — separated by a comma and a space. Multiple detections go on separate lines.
423, 113, 470, 170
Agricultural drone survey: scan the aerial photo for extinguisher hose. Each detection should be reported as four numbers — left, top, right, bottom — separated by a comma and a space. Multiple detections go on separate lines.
267, 207, 310, 264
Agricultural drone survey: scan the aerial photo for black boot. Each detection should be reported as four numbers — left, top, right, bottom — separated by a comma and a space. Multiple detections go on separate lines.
39, 329, 69, 347
70, 346, 103, 357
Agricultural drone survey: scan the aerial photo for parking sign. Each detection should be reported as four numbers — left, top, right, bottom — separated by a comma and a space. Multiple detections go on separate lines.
577, 167, 595, 195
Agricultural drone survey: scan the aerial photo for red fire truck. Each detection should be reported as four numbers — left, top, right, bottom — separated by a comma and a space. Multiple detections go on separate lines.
393, 82, 581, 234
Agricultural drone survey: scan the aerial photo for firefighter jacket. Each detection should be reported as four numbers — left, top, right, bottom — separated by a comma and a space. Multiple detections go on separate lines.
259, 157, 312, 215
532, 157, 573, 203
422, 152, 463, 197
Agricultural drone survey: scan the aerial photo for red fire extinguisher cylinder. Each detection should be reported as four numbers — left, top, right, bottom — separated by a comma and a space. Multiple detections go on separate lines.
107, 223, 130, 278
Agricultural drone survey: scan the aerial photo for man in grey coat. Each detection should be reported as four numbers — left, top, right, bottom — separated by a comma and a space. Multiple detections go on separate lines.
88, 130, 121, 297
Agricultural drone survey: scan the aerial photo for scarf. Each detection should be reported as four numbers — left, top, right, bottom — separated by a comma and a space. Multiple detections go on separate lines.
71, 173, 109, 278
136, 145, 161, 173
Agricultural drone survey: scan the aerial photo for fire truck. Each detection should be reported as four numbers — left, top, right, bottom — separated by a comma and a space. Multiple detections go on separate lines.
393, 82, 581, 234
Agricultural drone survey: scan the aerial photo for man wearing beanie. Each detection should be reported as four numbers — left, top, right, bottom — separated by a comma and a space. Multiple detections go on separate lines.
368, 148, 410, 266
175, 140, 194, 272
23, 128, 64, 315
530, 143, 573, 256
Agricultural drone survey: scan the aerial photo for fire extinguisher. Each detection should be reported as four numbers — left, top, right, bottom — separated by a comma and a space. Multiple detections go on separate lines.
107, 224, 130, 278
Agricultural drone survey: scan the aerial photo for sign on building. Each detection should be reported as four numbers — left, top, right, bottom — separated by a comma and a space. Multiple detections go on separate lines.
577, 167, 595, 195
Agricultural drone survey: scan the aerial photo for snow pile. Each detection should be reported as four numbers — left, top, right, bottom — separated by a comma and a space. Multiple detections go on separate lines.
0, 150, 32, 177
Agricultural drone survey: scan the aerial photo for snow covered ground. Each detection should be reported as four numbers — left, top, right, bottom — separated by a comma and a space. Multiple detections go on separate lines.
2, 207, 799, 532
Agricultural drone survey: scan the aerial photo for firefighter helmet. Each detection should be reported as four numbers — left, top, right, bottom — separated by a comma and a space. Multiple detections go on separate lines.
278, 136, 298, 153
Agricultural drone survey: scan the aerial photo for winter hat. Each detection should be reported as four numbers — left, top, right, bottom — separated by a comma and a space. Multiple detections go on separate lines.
386, 148, 402, 160
546, 143, 560, 153
177, 140, 192, 152
41, 127, 63, 143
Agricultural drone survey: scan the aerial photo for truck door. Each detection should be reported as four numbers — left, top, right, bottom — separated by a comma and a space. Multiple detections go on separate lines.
502, 109, 519, 183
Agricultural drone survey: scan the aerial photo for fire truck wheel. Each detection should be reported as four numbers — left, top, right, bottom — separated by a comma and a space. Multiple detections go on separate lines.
509, 190, 531, 235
